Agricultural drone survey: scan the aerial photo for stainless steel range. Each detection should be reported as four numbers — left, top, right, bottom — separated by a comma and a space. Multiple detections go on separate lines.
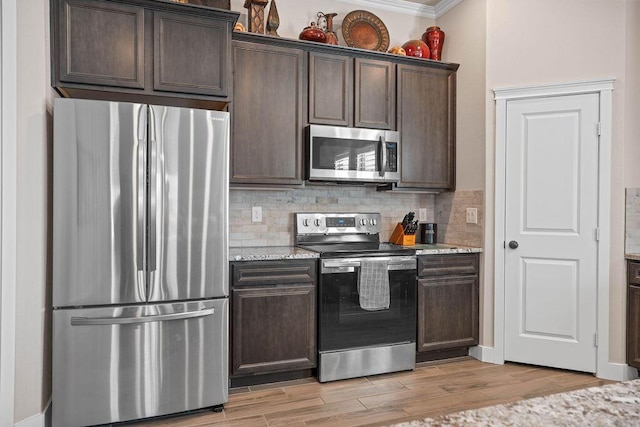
295, 213, 417, 382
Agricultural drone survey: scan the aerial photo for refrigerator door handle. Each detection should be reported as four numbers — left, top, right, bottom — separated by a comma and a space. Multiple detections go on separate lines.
148, 106, 158, 274
70, 308, 215, 326
136, 105, 148, 301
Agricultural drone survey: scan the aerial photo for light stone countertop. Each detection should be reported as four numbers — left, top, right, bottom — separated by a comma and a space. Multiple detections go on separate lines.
230, 244, 483, 261
626, 253, 640, 261
229, 246, 319, 262
406, 243, 483, 256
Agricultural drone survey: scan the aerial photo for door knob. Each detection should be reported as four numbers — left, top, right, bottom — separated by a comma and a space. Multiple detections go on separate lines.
508, 240, 519, 249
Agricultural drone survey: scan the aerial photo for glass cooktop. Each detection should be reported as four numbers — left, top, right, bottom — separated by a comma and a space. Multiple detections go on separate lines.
298, 242, 415, 258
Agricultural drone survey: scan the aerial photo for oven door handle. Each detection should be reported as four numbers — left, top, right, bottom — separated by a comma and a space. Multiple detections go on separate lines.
321, 257, 416, 273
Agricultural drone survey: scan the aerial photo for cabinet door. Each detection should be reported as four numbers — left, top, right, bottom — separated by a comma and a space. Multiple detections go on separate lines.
397, 64, 456, 190
417, 276, 478, 353
628, 284, 640, 368
57, 0, 145, 89
355, 58, 395, 130
154, 12, 230, 97
308, 52, 353, 127
231, 41, 304, 184
231, 284, 316, 376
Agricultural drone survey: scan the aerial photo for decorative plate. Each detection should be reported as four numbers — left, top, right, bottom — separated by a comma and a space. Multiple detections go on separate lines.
341, 10, 390, 52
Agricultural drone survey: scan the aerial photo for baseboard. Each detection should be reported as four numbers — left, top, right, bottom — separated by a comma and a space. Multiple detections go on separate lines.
470, 346, 638, 382
597, 362, 638, 382
469, 345, 501, 365
14, 400, 50, 427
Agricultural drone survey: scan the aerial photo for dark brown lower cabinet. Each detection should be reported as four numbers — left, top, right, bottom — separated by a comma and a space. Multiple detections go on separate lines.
417, 254, 479, 362
627, 260, 640, 369
230, 259, 317, 386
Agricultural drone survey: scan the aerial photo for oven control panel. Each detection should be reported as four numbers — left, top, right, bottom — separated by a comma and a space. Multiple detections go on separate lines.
295, 213, 382, 235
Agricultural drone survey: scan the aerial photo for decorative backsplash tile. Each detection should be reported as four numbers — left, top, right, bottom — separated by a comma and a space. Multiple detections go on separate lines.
229, 186, 485, 249
229, 186, 435, 247
626, 188, 640, 254
435, 190, 484, 248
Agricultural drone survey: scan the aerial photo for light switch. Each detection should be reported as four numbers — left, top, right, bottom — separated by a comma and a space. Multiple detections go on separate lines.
419, 208, 427, 222
466, 208, 478, 224
252, 206, 262, 223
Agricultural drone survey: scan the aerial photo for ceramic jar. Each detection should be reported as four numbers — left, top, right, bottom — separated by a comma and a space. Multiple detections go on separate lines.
422, 26, 445, 61
299, 22, 327, 43
401, 40, 430, 59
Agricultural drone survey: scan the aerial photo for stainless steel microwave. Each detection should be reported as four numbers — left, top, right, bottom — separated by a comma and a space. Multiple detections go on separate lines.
306, 125, 400, 184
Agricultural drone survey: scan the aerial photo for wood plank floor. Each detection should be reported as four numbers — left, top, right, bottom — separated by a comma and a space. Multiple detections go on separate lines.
133, 358, 613, 427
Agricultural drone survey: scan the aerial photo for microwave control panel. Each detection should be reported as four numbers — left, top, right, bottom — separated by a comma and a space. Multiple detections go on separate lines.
387, 143, 398, 172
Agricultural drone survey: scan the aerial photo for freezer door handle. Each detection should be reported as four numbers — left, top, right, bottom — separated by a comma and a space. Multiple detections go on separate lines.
70, 308, 215, 326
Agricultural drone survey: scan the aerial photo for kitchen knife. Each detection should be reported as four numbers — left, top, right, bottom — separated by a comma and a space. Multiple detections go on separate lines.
401, 213, 410, 229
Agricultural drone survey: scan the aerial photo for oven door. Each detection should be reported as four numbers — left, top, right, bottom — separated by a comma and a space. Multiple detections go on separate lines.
318, 256, 416, 352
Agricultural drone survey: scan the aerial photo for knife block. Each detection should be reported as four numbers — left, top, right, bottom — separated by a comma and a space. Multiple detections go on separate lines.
390, 223, 415, 246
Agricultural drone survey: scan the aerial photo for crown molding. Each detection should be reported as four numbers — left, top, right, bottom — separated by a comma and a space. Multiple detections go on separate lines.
434, 0, 464, 18
334, 0, 464, 19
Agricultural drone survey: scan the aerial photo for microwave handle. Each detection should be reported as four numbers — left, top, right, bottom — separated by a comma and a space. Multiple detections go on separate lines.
379, 135, 388, 177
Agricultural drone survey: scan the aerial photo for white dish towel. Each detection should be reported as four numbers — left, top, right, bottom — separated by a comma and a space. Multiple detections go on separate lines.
358, 258, 390, 311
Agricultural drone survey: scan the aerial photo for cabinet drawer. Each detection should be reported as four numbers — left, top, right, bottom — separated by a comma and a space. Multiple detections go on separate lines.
417, 254, 479, 277
629, 261, 640, 285
232, 260, 317, 287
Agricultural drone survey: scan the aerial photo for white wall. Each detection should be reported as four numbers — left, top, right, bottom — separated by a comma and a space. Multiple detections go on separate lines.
14, 0, 51, 423
436, 0, 486, 192
625, 1, 640, 187
484, 0, 629, 361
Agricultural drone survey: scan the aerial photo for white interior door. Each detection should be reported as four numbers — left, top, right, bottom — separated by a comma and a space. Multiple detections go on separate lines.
504, 93, 599, 373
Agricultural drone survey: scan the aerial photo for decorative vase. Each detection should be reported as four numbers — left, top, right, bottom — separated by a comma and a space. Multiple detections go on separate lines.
266, 0, 280, 36
299, 22, 327, 43
323, 13, 338, 45
422, 26, 445, 61
401, 39, 430, 59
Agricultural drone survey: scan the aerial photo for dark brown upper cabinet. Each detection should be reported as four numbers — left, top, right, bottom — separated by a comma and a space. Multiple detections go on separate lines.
153, 11, 230, 97
230, 38, 305, 185
51, 0, 238, 109
396, 64, 457, 191
227, 32, 458, 190
308, 51, 395, 130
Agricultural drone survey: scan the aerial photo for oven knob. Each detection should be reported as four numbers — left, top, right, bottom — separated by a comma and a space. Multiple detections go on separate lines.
370, 218, 377, 226
314, 219, 321, 227
302, 219, 310, 227
360, 218, 367, 226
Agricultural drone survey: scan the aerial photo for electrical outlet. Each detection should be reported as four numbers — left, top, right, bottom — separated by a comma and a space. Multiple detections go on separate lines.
251, 206, 262, 223
418, 208, 427, 222
466, 208, 478, 224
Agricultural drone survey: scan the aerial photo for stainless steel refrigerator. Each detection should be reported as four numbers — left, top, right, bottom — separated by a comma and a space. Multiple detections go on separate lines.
52, 98, 229, 427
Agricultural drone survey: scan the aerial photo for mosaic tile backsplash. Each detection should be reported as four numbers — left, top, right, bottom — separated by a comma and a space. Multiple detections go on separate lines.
229, 186, 484, 249
626, 188, 640, 254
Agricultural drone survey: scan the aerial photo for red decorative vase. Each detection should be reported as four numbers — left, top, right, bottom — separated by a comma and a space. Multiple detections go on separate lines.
299, 22, 327, 43
401, 39, 430, 59
422, 26, 445, 61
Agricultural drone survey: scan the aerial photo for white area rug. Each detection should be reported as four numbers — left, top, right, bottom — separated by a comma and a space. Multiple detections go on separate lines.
394, 379, 640, 426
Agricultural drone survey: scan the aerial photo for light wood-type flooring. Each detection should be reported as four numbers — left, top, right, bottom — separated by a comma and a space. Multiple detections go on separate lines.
134, 357, 614, 427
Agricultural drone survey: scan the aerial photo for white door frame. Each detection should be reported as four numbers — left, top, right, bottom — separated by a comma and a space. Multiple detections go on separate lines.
0, 0, 18, 425
493, 78, 633, 381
